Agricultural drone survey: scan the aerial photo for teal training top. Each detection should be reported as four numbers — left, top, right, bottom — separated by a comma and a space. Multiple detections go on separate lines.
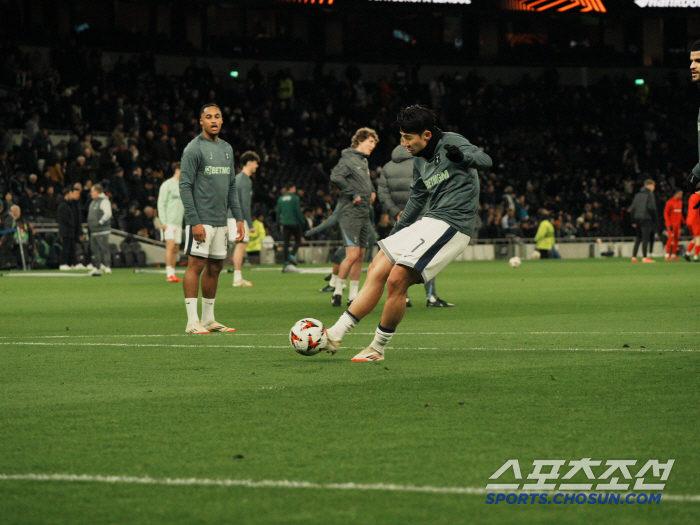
179, 134, 242, 227
395, 130, 492, 237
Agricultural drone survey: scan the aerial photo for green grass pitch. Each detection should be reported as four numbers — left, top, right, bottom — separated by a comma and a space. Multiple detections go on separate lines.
0, 258, 698, 525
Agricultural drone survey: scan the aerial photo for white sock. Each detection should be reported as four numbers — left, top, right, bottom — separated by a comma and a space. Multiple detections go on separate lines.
234, 270, 242, 283
329, 274, 339, 288
185, 298, 199, 324
348, 280, 360, 301
333, 279, 345, 297
166, 266, 175, 278
201, 298, 215, 325
370, 324, 395, 353
327, 310, 359, 342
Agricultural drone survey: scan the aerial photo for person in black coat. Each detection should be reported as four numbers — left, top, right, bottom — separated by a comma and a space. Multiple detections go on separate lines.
57, 187, 82, 269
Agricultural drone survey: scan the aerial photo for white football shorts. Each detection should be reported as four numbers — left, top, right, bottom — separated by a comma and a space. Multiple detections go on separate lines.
378, 217, 471, 282
227, 219, 249, 244
163, 224, 183, 244
184, 225, 228, 259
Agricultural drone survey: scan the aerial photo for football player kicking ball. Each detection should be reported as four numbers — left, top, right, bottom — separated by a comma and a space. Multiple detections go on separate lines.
323, 105, 492, 361
179, 103, 245, 334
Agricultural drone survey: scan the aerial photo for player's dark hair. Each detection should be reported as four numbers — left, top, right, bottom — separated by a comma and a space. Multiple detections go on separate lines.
62, 187, 71, 197
285, 182, 296, 191
691, 39, 700, 52
240, 151, 260, 165
199, 103, 221, 116
396, 105, 437, 135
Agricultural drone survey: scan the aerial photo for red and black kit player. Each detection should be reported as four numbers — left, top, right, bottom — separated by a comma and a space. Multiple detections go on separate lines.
685, 191, 700, 262
664, 189, 684, 261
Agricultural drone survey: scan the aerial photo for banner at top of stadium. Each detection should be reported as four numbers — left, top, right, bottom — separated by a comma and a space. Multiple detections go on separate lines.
271, 0, 699, 10
498, 0, 606, 11
633, 0, 700, 6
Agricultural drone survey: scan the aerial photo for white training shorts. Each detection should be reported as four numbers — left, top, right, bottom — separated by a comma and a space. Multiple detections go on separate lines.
163, 224, 183, 244
377, 217, 471, 282
227, 219, 249, 244
184, 225, 228, 259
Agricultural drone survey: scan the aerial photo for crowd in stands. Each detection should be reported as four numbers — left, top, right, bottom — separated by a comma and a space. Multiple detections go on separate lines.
1, 37, 699, 267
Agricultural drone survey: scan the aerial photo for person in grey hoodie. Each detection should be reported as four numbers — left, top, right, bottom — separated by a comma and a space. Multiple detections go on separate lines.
329, 127, 378, 307
629, 179, 658, 263
379, 144, 454, 308
87, 183, 112, 275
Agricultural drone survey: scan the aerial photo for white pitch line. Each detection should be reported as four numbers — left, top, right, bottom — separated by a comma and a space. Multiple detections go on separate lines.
0, 331, 697, 340
0, 473, 697, 502
0, 342, 698, 353
0, 342, 261, 349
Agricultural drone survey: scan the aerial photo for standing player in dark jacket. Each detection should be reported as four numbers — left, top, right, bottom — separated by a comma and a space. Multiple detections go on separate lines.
179, 103, 245, 334
323, 105, 492, 362
57, 187, 81, 270
379, 144, 453, 308
329, 127, 378, 307
630, 179, 658, 263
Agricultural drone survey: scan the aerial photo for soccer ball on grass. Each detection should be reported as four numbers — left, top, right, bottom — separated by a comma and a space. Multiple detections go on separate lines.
290, 318, 328, 356
508, 256, 521, 267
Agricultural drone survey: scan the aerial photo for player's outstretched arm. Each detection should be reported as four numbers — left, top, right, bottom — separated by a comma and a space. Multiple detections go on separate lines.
444, 142, 492, 170
305, 208, 340, 237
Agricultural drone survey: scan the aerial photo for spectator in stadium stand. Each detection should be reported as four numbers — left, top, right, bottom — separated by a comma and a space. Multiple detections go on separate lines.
39, 185, 57, 219
3, 39, 700, 245
110, 167, 130, 209
71, 182, 85, 223
501, 208, 520, 238
0, 204, 35, 269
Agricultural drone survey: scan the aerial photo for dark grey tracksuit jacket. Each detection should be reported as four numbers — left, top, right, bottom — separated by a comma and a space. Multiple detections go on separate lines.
330, 148, 373, 222
630, 187, 658, 226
